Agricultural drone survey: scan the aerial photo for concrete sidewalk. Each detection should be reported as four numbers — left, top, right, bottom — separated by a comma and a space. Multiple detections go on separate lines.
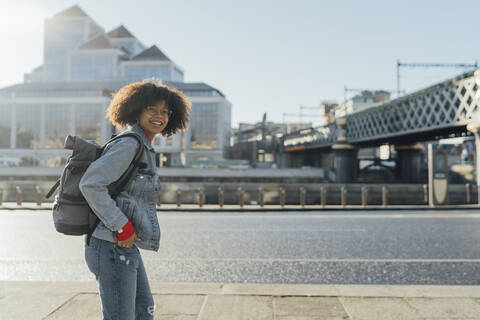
1, 281, 480, 319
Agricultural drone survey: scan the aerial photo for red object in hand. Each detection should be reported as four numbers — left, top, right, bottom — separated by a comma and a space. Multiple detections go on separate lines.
116, 220, 135, 241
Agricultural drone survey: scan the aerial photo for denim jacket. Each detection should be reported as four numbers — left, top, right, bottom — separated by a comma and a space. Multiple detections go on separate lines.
79, 123, 161, 251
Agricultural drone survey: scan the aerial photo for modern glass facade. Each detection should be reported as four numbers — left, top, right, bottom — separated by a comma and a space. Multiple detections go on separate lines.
0, 104, 11, 148
1, 5, 232, 168
16, 105, 41, 149
173, 67, 184, 82
44, 19, 88, 81
46, 104, 72, 149
70, 54, 116, 81
190, 103, 218, 150
124, 66, 169, 81
0, 102, 104, 149
75, 104, 103, 142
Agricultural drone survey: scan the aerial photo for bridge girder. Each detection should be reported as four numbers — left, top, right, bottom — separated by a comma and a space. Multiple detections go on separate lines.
282, 70, 480, 151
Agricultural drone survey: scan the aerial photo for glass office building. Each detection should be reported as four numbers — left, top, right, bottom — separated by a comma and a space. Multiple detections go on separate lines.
1, 5, 231, 169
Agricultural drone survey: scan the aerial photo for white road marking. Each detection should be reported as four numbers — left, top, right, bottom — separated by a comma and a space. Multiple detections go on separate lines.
157, 214, 480, 219
2, 258, 480, 263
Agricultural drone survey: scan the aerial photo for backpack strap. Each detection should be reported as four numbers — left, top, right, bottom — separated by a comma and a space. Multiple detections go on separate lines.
45, 179, 61, 199
86, 132, 146, 246
108, 132, 145, 199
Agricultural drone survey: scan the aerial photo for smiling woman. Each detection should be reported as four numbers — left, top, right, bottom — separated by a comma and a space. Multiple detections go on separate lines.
81, 79, 191, 319
106, 80, 191, 137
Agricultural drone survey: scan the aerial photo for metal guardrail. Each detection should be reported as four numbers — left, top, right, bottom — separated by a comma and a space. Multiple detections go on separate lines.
382, 186, 388, 207
423, 184, 428, 203
258, 186, 264, 208
299, 187, 306, 207
35, 185, 42, 206
16, 186, 23, 206
1, 184, 477, 208
466, 183, 471, 204
176, 189, 182, 207
237, 187, 245, 208
279, 187, 286, 207
361, 186, 368, 207
341, 185, 347, 207
218, 187, 224, 208
196, 188, 204, 208
320, 185, 327, 207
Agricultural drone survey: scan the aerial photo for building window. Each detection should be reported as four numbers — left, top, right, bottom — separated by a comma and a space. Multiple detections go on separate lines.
44, 19, 86, 81
0, 105, 11, 148
16, 104, 41, 149
70, 54, 115, 81
124, 66, 169, 81
190, 103, 218, 150
75, 104, 103, 142
173, 67, 184, 82
46, 104, 72, 149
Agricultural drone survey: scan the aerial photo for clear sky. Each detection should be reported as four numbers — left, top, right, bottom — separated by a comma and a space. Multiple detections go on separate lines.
1, 0, 479, 127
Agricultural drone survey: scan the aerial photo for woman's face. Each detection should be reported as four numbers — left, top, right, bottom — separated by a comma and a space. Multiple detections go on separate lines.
138, 100, 170, 137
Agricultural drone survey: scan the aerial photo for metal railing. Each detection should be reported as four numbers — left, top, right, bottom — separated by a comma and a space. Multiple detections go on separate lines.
0, 183, 477, 208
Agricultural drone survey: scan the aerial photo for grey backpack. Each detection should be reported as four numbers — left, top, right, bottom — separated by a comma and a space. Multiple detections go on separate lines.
46, 132, 145, 244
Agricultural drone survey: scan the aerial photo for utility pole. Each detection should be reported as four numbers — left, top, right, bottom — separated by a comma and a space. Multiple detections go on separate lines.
282, 112, 322, 121
282, 112, 322, 132
396, 60, 478, 98
299, 105, 321, 125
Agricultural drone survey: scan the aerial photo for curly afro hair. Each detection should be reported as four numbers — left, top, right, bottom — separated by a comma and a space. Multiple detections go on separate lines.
106, 79, 191, 137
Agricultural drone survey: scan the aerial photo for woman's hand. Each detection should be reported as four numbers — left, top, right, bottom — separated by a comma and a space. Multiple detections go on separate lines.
118, 232, 141, 248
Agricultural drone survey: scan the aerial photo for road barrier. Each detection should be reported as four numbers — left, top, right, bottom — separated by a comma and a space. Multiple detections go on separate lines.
361, 186, 368, 207
218, 187, 224, 207
1, 183, 477, 209
258, 186, 264, 207
237, 187, 245, 208
341, 185, 347, 207
197, 188, 204, 207
16, 186, 23, 206
466, 183, 471, 204
35, 185, 42, 206
382, 186, 388, 207
279, 187, 285, 207
299, 187, 306, 207
423, 184, 428, 203
176, 189, 182, 207
320, 185, 327, 207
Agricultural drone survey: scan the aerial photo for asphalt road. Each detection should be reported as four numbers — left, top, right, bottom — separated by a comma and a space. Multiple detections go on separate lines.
1, 209, 479, 285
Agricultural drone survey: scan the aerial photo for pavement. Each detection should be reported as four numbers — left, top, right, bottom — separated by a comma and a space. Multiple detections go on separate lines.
2, 281, 480, 319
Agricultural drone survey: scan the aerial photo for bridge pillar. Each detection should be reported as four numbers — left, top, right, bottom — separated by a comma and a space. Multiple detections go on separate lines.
332, 144, 359, 182
395, 144, 424, 183
467, 122, 480, 203
277, 152, 297, 168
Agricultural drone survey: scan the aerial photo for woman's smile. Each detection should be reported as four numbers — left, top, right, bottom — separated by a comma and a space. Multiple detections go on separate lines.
139, 100, 170, 136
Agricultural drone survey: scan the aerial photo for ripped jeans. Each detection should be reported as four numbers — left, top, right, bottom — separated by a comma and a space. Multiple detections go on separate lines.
85, 237, 155, 320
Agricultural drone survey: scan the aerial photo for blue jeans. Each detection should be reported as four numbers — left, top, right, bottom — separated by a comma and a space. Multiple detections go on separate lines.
84, 237, 155, 320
